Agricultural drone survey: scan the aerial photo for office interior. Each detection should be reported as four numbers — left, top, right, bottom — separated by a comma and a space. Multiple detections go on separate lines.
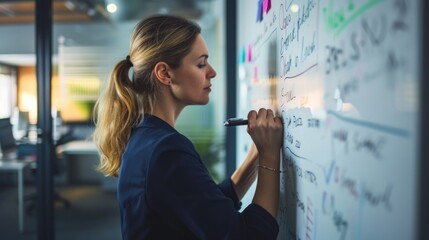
0, 0, 228, 239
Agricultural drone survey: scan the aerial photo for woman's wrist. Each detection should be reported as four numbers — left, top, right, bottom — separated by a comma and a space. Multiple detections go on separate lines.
258, 155, 279, 168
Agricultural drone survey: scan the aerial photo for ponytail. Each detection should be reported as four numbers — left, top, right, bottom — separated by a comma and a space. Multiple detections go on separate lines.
93, 59, 141, 177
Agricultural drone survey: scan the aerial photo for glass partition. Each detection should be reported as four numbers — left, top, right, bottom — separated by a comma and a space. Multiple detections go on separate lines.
0, 0, 38, 237
0, 1, 226, 238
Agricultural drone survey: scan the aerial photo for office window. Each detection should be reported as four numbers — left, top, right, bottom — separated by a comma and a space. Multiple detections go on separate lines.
0, 65, 17, 118
57, 43, 109, 122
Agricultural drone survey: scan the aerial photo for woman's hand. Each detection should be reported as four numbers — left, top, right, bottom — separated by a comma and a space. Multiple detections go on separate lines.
246, 108, 283, 166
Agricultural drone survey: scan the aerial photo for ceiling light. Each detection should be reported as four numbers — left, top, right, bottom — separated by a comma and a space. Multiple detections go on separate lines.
106, 3, 117, 13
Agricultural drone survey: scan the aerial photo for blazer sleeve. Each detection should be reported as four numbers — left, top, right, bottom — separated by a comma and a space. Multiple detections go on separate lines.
146, 135, 279, 240
217, 179, 242, 210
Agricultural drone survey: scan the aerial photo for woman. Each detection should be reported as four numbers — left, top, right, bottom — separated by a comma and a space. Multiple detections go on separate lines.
93, 15, 283, 239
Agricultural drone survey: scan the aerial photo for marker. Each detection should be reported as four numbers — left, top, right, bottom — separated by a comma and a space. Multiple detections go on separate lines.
224, 118, 248, 127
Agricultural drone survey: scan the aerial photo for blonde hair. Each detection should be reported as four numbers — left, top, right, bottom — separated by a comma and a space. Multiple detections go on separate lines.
93, 15, 201, 177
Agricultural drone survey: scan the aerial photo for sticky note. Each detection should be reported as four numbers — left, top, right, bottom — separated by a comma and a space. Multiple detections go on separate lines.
247, 44, 252, 62
263, 0, 271, 13
256, 0, 263, 22
241, 46, 246, 63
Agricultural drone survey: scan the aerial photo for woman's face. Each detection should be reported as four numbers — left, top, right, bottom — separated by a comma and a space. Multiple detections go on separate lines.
169, 34, 216, 106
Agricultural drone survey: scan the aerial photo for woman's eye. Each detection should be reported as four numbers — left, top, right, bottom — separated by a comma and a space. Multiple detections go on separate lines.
197, 64, 206, 68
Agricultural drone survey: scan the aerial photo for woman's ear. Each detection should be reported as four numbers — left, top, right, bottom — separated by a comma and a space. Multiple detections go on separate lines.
154, 62, 173, 85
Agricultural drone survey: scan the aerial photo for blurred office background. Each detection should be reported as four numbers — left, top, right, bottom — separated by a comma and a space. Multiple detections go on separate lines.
0, 0, 228, 239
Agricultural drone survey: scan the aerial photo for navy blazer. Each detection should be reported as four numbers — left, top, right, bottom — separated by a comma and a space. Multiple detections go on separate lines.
118, 115, 279, 239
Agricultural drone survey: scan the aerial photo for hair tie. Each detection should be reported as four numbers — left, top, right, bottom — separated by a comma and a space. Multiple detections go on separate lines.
126, 55, 133, 67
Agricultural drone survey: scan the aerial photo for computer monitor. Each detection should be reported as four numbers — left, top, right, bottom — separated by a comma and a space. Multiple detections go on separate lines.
0, 118, 18, 158
16, 111, 29, 132
11, 109, 29, 140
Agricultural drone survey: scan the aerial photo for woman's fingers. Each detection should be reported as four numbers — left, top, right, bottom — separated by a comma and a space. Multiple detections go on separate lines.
246, 108, 283, 161
247, 108, 283, 139
248, 108, 278, 127
266, 109, 274, 120
257, 108, 267, 119
247, 110, 257, 121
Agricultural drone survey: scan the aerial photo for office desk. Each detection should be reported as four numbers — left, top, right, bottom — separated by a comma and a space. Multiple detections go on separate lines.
0, 159, 33, 232
57, 140, 98, 184
58, 140, 117, 191
58, 140, 98, 155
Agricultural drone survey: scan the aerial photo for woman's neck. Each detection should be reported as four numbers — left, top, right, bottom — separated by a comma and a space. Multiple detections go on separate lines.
151, 93, 185, 128
151, 110, 178, 128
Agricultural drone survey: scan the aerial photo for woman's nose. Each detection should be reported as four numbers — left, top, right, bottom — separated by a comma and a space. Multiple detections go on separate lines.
208, 64, 216, 79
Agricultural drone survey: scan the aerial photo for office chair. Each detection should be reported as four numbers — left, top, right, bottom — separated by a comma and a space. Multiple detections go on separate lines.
24, 130, 76, 215
0, 118, 19, 158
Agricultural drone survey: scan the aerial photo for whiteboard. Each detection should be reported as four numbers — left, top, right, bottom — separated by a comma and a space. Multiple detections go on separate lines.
236, 0, 422, 239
